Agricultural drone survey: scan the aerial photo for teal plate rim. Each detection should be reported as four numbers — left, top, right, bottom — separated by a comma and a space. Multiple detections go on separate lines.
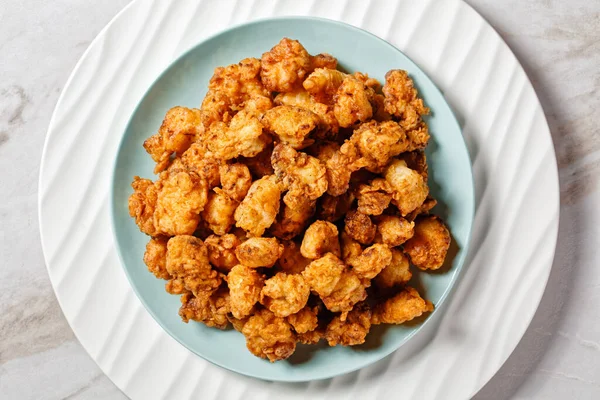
110, 16, 475, 382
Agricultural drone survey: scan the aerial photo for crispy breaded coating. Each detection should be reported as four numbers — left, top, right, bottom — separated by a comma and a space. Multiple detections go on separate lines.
143, 237, 170, 279
180, 143, 221, 188
324, 141, 367, 196
242, 308, 296, 362
166, 235, 222, 296
261, 273, 310, 317
384, 159, 429, 216
355, 178, 392, 216
371, 287, 433, 325
228, 315, 248, 332
218, 163, 252, 202
403, 215, 451, 271
406, 195, 438, 221
275, 240, 311, 275
300, 220, 341, 259
303, 68, 347, 104
235, 237, 284, 268
241, 143, 275, 178
129, 177, 159, 236
307, 140, 340, 163
302, 253, 346, 297
351, 120, 409, 172
310, 53, 337, 70
340, 231, 363, 266
204, 233, 240, 272
201, 188, 238, 235
383, 70, 429, 130
325, 305, 371, 346
287, 306, 319, 334
406, 120, 431, 151
234, 175, 282, 236
270, 198, 316, 240
316, 192, 354, 222
375, 215, 415, 247
333, 76, 373, 127
297, 329, 324, 345
349, 243, 392, 280
271, 144, 328, 208
261, 38, 311, 92
207, 110, 271, 161
261, 105, 320, 149
344, 210, 377, 245
374, 248, 412, 289
227, 265, 264, 319
399, 150, 428, 180
274, 89, 339, 138
322, 270, 368, 316
143, 106, 203, 173
179, 287, 230, 329
154, 168, 208, 236
371, 93, 393, 122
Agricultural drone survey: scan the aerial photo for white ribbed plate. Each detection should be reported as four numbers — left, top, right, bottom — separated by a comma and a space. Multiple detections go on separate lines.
39, 0, 559, 399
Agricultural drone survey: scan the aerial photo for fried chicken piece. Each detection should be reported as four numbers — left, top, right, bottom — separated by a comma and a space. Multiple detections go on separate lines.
204, 233, 240, 272
303, 68, 347, 104
406, 120, 431, 151
302, 253, 346, 297
322, 270, 368, 317
384, 159, 429, 216
143, 237, 170, 279
316, 192, 354, 222
234, 175, 282, 237
333, 75, 373, 127
405, 195, 438, 221
324, 140, 367, 196
235, 237, 284, 268
403, 215, 451, 271
269, 197, 316, 240
166, 235, 222, 296
325, 305, 371, 346
371, 93, 393, 122
207, 110, 271, 161
201, 188, 238, 235
227, 265, 264, 319
344, 210, 377, 245
310, 53, 337, 70
129, 177, 159, 236
383, 70, 429, 130
154, 168, 208, 236
261, 273, 311, 317
371, 287, 433, 325
271, 144, 328, 208
300, 220, 341, 259
180, 142, 221, 188
349, 243, 392, 280
242, 308, 296, 362
287, 306, 319, 334
275, 240, 311, 274
375, 215, 415, 247
261, 38, 312, 92
143, 107, 203, 173
218, 163, 252, 202
306, 140, 340, 163
399, 150, 428, 180
228, 315, 248, 332
355, 178, 392, 216
179, 287, 230, 329
261, 106, 320, 149
353, 71, 381, 90
165, 278, 186, 295
200, 90, 233, 127
340, 231, 363, 266
274, 89, 339, 138
241, 143, 275, 178
374, 248, 412, 289
351, 120, 409, 172
297, 329, 325, 345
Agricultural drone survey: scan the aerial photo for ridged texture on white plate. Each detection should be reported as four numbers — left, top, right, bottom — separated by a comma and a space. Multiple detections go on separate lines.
38, 0, 559, 399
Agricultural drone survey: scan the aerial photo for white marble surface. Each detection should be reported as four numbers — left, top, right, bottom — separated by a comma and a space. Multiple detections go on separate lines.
1, 0, 598, 399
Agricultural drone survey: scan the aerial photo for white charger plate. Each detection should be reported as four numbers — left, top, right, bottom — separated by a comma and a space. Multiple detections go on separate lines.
39, 0, 559, 398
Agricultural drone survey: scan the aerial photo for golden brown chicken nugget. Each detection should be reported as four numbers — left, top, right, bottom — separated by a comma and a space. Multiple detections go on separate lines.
302, 253, 346, 298
344, 210, 377, 245
384, 159, 429, 216
287, 306, 319, 334
403, 215, 450, 271
143, 237, 170, 280
275, 240, 311, 275
371, 287, 433, 325
207, 110, 272, 161
333, 76, 373, 127
179, 286, 230, 329
261, 105, 320, 149
242, 308, 296, 362
300, 220, 341, 259
351, 120, 409, 172
234, 175, 282, 237
310, 53, 337, 70
180, 142, 221, 189
201, 188, 238, 236
261, 273, 311, 317
355, 178, 392, 216
340, 231, 363, 266
227, 265, 264, 319
383, 70, 429, 130
204, 233, 240, 272
316, 192, 354, 223
349, 243, 392, 280
235, 237, 284, 268
261, 38, 312, 93
219, 163, 252, 202
374, 248, 412, 289
375, 215, 415, 247
321, 270, 368, 317
325, 305, 371, 346
303, 68, 347, 104
129, 177, 159, 236
274, 89, 339, 138
270, 198, 316, 240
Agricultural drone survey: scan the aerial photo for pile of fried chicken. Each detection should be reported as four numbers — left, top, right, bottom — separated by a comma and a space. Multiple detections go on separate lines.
129, 38, 451, 362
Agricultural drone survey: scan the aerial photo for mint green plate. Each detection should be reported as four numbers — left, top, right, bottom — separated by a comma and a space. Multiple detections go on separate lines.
111, 17, 474, 382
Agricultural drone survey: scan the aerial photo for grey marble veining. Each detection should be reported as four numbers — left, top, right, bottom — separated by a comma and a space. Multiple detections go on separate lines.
0, 0, 598, 399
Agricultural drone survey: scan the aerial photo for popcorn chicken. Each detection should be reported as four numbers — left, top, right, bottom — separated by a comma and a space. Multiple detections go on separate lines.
383, 70, 429, 130
374, 249, 412, 289
310, 53, 337, 70
204, 233, 240, 272
242, 308, 296, 362
269, 198, 316, 240
325, 305, 371, 346
154, 168, 208, 236
351, 120, 409, 172
261, 273, 311, 317
297, 329, 325, 345
228, 315, 248, 332
274, 89, 339, 137
287, 306, 319, 334
179, 287, 230, 329
303, 68, 347, 104
261, 105, 320, 149
207, 110, 271, 160
324, 141, 367, 196
371, 287, 433, 325
275, 240, 311, 275
235, 237, 283, 268
316, 192, 354, 222
403, 215, 451, 271
406, 120, 431, 151
322, 270, 368, 317
234, 175, 282, 236
241, 143, 275, 178
227, 265, 264, 319
399, 150, 428, 180
166, 235, 222, 296
375, 215, 415, 246
340, 231, 363, 266
333, 76, 373, 127
300, 220, 341, 259
143, 237, 170, 279
302, 253, 346, 297
129, 177, 159, 236
143, 107, 204, 173
218, 163, 252, 202
384, 159, 429, 216
201, 188, 238, 235
307, 140, 340, 163
261, 38, 312, 92
344, 210, 377, 245
180, 143, 221, 189
406, 195, 438, 221
355, 178, 392, 216
349, 243, 392, 280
